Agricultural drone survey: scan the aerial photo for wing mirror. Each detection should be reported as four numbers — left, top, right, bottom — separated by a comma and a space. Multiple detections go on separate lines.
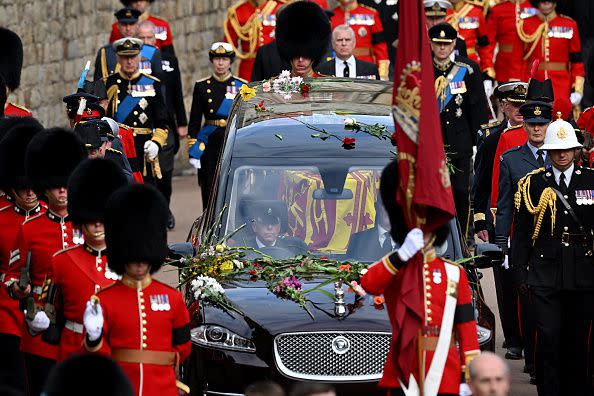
472, 243, 504, 269
167, 242, 195, 267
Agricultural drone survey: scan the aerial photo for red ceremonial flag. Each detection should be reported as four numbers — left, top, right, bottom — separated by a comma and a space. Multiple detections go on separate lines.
389, 0, 456, 387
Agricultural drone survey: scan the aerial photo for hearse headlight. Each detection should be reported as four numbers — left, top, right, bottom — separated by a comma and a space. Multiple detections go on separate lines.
191, 325, 256, 352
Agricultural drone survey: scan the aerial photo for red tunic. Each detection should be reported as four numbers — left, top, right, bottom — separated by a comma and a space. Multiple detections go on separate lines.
361, 252, 480, 393
225, 0, 283, 81
0, 204, 43, 337
0, 193, 11, 210
447, 1, 493, 76
7, 211, 76, 360
50, 245, 115, 360
88, 275, 191, 396
331, 3, 389, 75
118, 124, 144, 183
4, 102, 32, 117
520, 12, 584, 119
486, 0, 535, 82
490, 124, 527, 209
110, 14, 173, 51
577, 107, 594, 165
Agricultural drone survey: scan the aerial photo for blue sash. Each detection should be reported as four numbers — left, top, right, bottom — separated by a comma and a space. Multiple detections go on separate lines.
188, 79, 245, 160
436, 66, 467, 113
114, 74, 154, 123
141, 44, 157, 61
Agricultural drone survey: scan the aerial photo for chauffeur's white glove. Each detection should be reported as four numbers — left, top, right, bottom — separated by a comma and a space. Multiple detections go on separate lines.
502, 255, 509, 269
571, 92, 583, 106
27, 311, 50, 333
483, 79, 494, 98
189, 158, 201, 169
144, 140, 159, 161
83, 300, 104, 341
397, 228, 425, 262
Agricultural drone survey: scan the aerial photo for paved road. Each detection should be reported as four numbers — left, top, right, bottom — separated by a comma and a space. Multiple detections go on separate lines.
158, 174, 537, 396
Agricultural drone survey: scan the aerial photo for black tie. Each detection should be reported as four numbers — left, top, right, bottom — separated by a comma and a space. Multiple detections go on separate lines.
559, 172, 568, 193
381, 232, 392, 253
537, 149, 544, 167
343, 61, 350, 77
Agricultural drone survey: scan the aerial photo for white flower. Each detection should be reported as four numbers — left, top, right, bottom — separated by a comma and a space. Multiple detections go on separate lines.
283, 93, 292, 100
291, 76, 303, 85
279, 70, 291, 79
262, 81, 271, 92
344, 117, 357, 127
191, 276, 225, 301
360, 268, 368, 275
233, 259, 244, 269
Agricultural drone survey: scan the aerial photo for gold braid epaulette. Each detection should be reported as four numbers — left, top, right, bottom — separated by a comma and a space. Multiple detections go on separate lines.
515, 168, 556, 240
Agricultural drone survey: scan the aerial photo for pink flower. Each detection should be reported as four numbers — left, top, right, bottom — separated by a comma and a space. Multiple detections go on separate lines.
350, 281, 367, 297
262, 81, 271, 92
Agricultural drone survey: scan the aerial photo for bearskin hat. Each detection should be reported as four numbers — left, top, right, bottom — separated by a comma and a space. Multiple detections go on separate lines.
25, 128, 86, 196
0, 117, 43, 191
67, 159, 128, 225
526, 78, 554, 103
0, 116, 31, 142
105, 184, 169, 275
0, 28, 24, 91
43, 354, 134, 396
380, 160, 449, 246
276, 1, 331, 66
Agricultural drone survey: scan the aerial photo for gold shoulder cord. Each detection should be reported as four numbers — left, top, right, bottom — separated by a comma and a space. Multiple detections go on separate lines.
515, 0, 547, 60
515, 170, 556, 240
224, 1, 277, 61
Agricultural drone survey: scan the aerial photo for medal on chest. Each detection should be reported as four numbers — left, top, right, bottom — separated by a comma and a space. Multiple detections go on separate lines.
576, 190, 594, 205
150, 294, 171, 311
432, 269, 442, 285
226, 85, 239, 100
139, 98, 148, 110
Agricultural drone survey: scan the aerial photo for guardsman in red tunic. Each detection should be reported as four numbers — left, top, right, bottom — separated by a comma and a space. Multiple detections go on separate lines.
0, 118, 44, 393
47, 159, 127, 361
225, 0, 284, 81
331, 0, 390, 80
446, 0, 494, 80
360, 161, 480, 395
486, 0, 537, 83
577, 106, 594, 166
83, 184, 191, 396
6, 128, 85, 396
109, 0, 175, 56
517, 0, 584, 119
275, 1, 332, 79
0, 28, 32, 117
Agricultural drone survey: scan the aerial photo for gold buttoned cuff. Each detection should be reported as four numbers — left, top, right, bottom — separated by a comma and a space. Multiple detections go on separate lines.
378, 60, 389, 81
473, 213, 486, 222
574, 76, 585, 95
151, 128, 168, 147
484, 67, 496, 80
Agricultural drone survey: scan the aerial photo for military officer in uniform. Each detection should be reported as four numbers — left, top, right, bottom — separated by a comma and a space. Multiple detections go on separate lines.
513, 117, 594, 395
0, 27, 32, 117
109, 0, 176, 56
473, 82, 527, 242
0, 118, 44, 393
47, 159, 127, 360
83, 184, 191, 396
331, 0, 390, 80
6, 128, 85, 396
225, 0, 284, 81
425, 0, 469, 58
496, 100, 553, 378
430, 23, 489, 238
518, 0, 584, 119
188, 42, 246, 207
360, 160, 480, 395
104, 37, 168, 185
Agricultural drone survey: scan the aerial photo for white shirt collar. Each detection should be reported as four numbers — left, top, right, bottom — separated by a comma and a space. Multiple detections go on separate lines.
336, 55, 355, 66
552, 163, 574, 186
526, 141, 545, 160
256, 237, 276, 248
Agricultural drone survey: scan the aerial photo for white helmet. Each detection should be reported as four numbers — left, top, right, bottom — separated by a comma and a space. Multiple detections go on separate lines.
541, 119, 582, 151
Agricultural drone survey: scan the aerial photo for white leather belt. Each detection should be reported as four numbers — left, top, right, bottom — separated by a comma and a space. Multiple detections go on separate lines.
65, 320, 84, 334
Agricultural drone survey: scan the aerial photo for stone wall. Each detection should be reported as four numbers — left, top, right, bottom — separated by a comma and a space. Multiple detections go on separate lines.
1, 0, 235, 127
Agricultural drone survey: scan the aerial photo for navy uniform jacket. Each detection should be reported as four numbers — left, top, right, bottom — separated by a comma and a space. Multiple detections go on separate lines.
472, 120, 506, 232
104, 71, 169, 159
434, 56, 489, 158
512, 165, 594, 290
495, 144, 550, 249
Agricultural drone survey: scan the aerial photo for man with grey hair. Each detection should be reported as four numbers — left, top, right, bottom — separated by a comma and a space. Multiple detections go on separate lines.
467, 352, 511, 396
316, 24, 379, 80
